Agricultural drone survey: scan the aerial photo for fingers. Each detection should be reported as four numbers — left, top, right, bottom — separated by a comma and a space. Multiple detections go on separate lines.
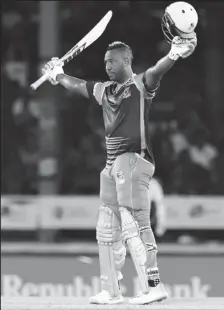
42, 65, 51, 75
181, 44, 195, 58
188, 43, 195, 51
42, 57, 64, 74
43, 62, 53, 72
191, 39, 197, 48
171, 32, 197, 60
187, 38, 197, 49
186, 33, 197, 48
48, 77, 58, 85
51, 57, 64, 67
172, 36, 182, 45
41, 56, 63, 86
173, 35, 197, 48
187, 41, 196, 54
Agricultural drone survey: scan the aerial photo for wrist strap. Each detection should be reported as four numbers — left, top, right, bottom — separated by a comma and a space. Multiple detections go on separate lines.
168, 51, 179, 61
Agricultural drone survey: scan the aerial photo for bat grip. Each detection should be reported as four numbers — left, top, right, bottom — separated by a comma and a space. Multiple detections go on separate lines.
30, 72, 49, 91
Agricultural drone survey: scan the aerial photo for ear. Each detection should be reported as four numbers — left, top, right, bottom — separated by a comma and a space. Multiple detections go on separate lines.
124, 57, 130, 67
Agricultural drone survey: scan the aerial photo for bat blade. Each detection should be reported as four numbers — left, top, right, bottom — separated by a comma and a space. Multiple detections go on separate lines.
62, 10, 113, 63
30, 10, 113, 91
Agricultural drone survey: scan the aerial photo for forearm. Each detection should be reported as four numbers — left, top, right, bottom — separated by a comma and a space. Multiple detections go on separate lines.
152, 54, 176, 77
56, 74, 89, 98
145, 54, 176, 89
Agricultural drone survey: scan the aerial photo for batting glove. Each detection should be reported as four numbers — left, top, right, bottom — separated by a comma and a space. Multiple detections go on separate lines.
168, 34, 197, 61
42, 57, 64, 85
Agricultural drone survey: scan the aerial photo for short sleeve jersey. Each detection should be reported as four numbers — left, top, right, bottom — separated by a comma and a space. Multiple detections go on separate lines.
86, 73, 158, 168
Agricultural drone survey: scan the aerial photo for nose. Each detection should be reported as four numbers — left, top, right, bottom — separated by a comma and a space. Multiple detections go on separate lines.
106, 62, 112, 71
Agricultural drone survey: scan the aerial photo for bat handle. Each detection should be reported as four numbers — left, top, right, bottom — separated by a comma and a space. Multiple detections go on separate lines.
30, 72, 49, 91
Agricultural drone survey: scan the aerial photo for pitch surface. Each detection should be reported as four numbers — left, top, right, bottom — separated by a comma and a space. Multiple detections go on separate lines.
2, 297, 224, 310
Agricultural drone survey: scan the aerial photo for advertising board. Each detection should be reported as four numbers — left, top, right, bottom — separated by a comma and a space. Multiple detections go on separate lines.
1, 253, 223, 298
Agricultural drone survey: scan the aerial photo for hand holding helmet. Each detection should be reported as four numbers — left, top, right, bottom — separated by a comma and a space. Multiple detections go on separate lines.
169, 34, 197, 60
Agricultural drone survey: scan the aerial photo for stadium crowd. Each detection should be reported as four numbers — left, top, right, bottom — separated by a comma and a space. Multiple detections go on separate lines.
2, 1, 224, 196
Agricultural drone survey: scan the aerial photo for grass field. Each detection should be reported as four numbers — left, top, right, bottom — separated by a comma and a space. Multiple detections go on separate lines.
2, 297, 224, 310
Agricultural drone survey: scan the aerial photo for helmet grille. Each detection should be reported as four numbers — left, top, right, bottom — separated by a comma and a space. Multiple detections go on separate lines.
161, 12, 179, 44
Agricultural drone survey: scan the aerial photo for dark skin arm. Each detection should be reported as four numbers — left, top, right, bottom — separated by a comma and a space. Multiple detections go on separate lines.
56, 54, 175, 96
56, 74, 89, 98
144, 54, 176, 90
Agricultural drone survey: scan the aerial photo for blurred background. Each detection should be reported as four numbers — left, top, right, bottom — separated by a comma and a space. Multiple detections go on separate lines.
1, 0, 224, 299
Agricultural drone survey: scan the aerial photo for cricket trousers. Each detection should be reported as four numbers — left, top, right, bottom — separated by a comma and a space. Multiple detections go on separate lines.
100, 152, 155, 229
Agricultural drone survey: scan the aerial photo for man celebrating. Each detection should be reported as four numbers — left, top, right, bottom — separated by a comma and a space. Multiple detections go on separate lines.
42, 3, 197, 304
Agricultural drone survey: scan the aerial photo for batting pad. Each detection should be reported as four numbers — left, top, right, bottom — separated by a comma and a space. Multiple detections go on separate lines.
96, 205, 126, 297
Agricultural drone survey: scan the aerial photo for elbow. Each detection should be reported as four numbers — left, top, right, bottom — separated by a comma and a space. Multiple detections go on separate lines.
145, 68, 162, 90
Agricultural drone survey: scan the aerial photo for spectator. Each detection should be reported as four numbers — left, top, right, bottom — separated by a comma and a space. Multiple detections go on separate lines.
74, 127, 105, 194
148, 178, 166, 240
188, 129, 218, 194
1, 63, 23, 193
213, 137, 224, 194
151, 123, 175, 193
169, 120, 189, 160
172, 149, 194, 194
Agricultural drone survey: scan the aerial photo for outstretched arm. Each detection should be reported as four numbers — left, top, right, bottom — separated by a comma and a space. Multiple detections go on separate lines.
144, 55, 175, 90
56, 74, 89, 98
42, 57, 89, 98
144, 35, 197, 90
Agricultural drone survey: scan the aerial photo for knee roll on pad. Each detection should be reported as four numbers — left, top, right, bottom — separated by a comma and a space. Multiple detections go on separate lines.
96, 205, 126, 296
119, 207, 149, 294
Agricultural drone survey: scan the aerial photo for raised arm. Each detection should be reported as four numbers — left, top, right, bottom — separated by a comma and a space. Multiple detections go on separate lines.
42, 57, 89, 98
144, 35, 197, 91
144, 55, 175, 91
56, 74, 89, 98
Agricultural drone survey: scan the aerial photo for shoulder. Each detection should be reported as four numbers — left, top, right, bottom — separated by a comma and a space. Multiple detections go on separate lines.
90, 81, 113, 105
133, 73, 159, 99
93, 80, 114, 96
133, 73, 144, 88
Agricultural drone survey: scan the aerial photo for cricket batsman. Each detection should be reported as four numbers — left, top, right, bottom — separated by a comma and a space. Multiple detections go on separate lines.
42, 2, 198, 305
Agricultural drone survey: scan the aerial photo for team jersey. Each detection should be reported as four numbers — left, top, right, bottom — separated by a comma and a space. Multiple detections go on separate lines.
86, 73, 158, 168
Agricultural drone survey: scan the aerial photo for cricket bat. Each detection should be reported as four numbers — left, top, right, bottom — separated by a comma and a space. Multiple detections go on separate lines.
30, 10, 113, 90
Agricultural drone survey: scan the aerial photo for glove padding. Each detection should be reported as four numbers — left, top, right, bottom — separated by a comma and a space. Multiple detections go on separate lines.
169, 34, 197, 60
42, 57, 64, 85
